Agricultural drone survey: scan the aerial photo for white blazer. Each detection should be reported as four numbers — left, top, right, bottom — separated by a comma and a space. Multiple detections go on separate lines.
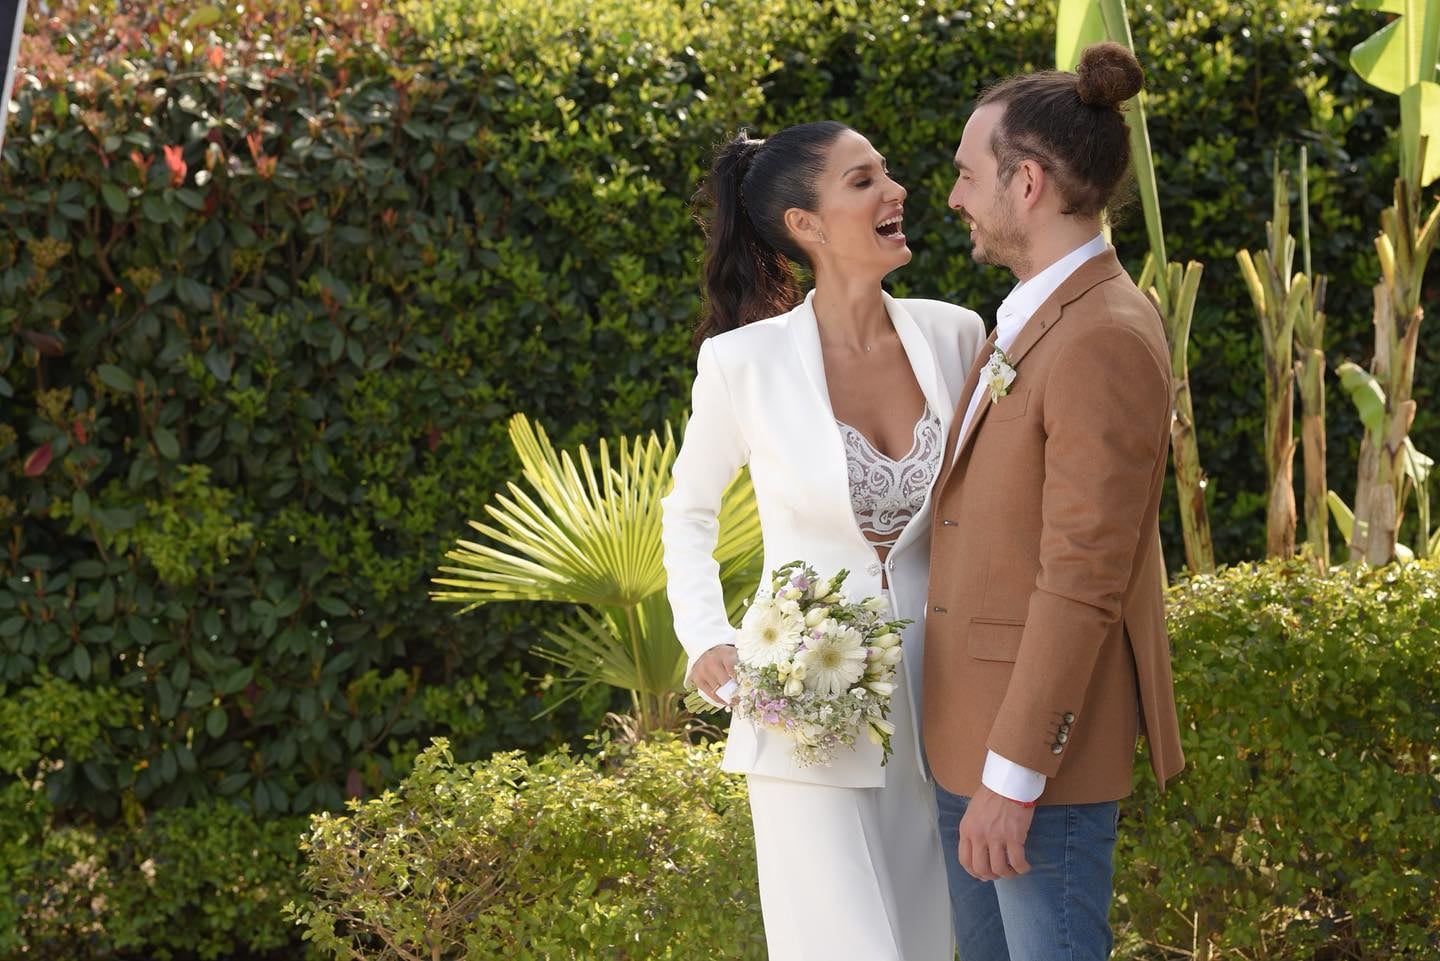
662, 290, 986, 787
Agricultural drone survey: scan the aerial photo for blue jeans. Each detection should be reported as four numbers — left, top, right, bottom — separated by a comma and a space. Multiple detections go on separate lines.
934, 785, 1118, 961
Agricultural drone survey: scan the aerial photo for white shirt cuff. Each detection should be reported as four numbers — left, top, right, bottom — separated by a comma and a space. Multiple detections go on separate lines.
982, 750, 1046, 803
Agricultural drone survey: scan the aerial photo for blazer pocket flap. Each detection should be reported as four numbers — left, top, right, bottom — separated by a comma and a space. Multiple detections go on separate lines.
968, 618, 1025, 662
987, 388, 1030, 423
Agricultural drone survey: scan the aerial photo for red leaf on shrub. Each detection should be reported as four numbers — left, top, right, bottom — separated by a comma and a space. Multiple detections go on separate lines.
245, 131, 264, 161
24, 444, 53, 477
73, 419, 88, 444
22, 329, 64, 356
345, 769, 363, 800
131, 150, 154, 184
162, 145, 187, 188
240, 681, 259, 718
381, 208, 397, 229
206, 45, 224, 71
203, 191, 220, 217
427, 427, 441, 452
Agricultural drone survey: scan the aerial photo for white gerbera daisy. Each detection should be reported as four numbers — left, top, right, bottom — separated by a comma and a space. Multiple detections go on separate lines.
796, 624, 867, 696
736, 600, 805, 667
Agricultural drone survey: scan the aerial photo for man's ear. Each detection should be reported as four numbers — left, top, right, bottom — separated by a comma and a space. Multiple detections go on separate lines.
1016, 158, 1047, 211
783, 207, 825, 247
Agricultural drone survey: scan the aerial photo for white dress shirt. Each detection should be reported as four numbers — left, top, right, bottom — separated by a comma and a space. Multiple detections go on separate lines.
961, 233, 1110, 803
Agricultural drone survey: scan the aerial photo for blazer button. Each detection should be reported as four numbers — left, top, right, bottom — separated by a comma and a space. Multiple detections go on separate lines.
941, 519, 957, 526
1050, 742, 1064, 755
932, 605, 947, 614
1063, 712, 1076, 724
1056, 731, 1069, 744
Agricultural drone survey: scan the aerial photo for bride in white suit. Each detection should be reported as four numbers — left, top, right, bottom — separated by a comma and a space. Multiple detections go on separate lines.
661, 122, 986, 960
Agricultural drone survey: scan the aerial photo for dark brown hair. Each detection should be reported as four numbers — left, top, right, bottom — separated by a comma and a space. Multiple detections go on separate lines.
695, 122, 852, 343
977, 42, 1143, 218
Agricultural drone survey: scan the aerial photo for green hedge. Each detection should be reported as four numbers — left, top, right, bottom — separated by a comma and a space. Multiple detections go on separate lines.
295, 561, 1439, 961
1119, 560, 1440, 958
292, 735, 763, 961
0, 673, 308, 959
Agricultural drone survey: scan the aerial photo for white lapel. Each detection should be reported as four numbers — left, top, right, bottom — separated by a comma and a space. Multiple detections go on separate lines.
883, 295, 950, 557
884, 293, 951, 439
785, 293, 864, 537
788, 292, 832, 414
787, 290, 953, 561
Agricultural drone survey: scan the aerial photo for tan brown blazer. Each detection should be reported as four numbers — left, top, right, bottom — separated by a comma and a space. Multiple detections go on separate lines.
923, 250, 1185, 804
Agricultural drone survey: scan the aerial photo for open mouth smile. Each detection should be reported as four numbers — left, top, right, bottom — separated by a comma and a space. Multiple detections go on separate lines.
875, 213, 905, 241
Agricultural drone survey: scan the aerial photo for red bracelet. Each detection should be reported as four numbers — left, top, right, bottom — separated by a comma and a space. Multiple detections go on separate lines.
1004, 796, 1038, 809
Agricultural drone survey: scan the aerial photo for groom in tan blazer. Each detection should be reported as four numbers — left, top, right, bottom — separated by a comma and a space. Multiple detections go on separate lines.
924, 44, 1185, 961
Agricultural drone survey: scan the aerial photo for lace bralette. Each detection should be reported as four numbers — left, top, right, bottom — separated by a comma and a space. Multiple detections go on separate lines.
835, 405, 943, 550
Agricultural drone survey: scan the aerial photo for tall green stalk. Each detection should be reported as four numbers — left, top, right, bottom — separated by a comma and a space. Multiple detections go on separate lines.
1346, 0, 1440, 564
1293, 148, 1330, 571
1236, 157, 1308, 561
1057, 0, 1215, 573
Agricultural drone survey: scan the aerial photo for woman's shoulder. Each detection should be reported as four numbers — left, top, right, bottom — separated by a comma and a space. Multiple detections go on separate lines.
700, 305, 799, 362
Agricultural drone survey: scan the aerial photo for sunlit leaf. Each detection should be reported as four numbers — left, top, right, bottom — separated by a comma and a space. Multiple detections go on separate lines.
1056, 0, 1107, 72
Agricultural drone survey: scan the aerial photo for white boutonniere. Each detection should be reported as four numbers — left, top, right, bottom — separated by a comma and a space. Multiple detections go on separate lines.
983, 347, 1017, 403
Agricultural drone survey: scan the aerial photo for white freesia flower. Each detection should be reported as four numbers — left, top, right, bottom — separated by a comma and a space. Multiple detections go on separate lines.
881, 645, 903, 666
797, 624, 867, 696
736, 600, 805, 667
863, 595, 891, 615
871, 631, 900, 649
784, 678, 804, 697
804, 606, 830, 628
867, 680, 896, 697
872, 718, 896, 736
984, 347, 1017, 403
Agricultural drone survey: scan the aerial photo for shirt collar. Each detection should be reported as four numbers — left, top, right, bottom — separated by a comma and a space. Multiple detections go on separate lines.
997, 233, 1109, 338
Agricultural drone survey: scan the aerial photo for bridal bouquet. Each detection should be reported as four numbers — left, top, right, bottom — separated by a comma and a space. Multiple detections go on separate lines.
686, 561, 910, 767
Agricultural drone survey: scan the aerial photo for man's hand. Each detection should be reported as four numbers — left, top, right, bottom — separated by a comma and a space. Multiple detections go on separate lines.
958, 785, 1034, 881
691, 644, 739, 707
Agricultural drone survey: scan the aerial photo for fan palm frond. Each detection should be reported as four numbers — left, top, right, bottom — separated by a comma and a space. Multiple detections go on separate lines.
430, 414, 763, 733
431, 415, 672, 609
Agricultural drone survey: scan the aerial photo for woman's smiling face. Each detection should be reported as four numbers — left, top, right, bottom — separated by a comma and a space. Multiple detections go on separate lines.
787, 130, 911, 278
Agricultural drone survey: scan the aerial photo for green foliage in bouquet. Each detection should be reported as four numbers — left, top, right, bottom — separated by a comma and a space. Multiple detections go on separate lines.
1117, 560, 1440, 959
289, 735, 765, 961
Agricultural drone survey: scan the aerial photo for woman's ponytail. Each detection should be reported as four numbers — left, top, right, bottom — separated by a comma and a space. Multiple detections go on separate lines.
695, 133, 801, 344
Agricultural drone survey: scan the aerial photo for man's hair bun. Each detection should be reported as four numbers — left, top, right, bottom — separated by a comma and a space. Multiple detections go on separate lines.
1076, 41, 1144, 108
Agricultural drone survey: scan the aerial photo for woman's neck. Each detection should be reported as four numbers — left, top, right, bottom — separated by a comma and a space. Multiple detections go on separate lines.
811, 271, 891, 351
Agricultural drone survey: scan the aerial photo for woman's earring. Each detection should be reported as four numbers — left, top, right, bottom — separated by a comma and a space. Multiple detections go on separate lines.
818, 232, 827, 246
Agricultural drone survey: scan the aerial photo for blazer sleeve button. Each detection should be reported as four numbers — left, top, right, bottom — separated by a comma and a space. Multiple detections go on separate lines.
1050, 742, 1064, 755
1063, 712, 1076, 724
1056, 731, 1069, 744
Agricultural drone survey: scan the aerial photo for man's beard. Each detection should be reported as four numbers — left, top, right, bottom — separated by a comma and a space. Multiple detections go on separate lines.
973, 193, 1032, 277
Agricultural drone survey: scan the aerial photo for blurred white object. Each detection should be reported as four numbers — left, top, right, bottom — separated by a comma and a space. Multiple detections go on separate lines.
1, 0, 28, 156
